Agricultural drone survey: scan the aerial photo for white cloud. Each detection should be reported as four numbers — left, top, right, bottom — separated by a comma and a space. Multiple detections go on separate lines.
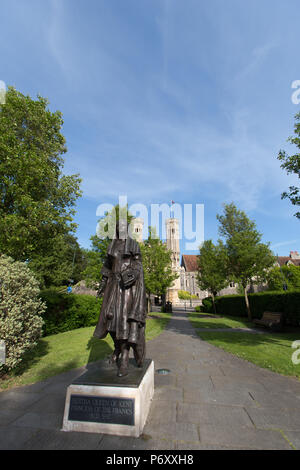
271, 239, 300, 250
42, 0, 298, 217
234, 42, 277, 83
63, 103, 291, 213
47, 0, 66, 75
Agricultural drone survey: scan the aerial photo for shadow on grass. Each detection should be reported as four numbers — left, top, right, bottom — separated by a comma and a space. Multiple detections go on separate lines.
86, 336, 113, 364
1, 332, 114, 389
188, 313, 253, 330
85, 312, 171, 368
10, 338, 50, 378
197, 329, 300, 350
163, 310, 300, 349
192, 321, 250, 329
0, 343, 81, 389
189, 312, 220, 319
1, 313, 169, 388
196, 330, 300, 378
28, 359, 82, 383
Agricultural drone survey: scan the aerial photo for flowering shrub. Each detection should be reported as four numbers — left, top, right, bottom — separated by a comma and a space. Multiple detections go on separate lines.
0, 255, 45, 374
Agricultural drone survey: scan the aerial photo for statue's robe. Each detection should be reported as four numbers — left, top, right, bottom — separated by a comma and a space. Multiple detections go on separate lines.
93, 237, 147, 342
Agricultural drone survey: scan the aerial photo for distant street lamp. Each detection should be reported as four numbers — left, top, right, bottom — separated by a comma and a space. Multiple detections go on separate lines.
277, 253, 288, 291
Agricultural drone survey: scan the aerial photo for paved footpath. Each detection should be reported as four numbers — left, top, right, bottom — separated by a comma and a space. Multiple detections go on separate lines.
1, 310, 300, 450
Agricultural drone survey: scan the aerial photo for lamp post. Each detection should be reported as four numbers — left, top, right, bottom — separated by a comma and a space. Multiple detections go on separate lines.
277, 253, 288, 291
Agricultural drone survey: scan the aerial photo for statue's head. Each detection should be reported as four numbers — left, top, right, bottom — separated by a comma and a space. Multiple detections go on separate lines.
115, 218, 128, 239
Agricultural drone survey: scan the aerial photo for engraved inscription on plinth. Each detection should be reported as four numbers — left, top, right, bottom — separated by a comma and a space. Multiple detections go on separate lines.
68, 395, 135, 426
62, 359, 154, 437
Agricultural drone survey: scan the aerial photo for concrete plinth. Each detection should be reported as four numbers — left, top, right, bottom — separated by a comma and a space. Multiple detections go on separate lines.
62, 359, 154, 438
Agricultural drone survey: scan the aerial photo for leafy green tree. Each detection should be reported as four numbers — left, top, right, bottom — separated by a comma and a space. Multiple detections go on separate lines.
140, 227, 178, 312
28, 234, 86, 289
288, 264, 300, 289
82, 204, 134, 289
178, 290, 198, 300
217, 203, 275, 320
0, 87, 82, 261
236, 283, 246, 296
196, 240, 228, 314
267, 264, 300, 291
267, 266, 288, 291
82, 236, 111, 289
278, 112, 300, 219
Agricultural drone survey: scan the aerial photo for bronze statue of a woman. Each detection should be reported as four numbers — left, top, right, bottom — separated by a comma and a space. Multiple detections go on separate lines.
93, 219, 147, 377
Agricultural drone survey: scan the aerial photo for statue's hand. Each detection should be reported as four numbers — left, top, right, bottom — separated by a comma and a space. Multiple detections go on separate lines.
97, 277, 107, 297
97, 288, 104, 298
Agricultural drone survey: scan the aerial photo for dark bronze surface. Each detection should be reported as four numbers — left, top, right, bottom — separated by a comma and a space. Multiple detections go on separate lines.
72, 358, 152, 388
93, 220, 147, 377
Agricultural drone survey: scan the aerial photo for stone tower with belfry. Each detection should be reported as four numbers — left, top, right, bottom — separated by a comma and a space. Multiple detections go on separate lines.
130, 217, 144, 243
165, 217, 182, 304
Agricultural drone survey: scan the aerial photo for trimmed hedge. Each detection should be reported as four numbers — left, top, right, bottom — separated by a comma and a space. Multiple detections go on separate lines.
39, 289, 102, 336
199, 291, 300, 326
200, 297, 214, 313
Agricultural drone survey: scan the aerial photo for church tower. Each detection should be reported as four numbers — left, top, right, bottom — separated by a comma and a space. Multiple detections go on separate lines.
130, 217, 144, 243
166, 218, 180, 268
165, 218, 181, 304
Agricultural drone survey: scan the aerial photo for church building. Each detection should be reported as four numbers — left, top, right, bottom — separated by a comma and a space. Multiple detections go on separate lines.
131, 216, 299, 307
131, 216, 212, 307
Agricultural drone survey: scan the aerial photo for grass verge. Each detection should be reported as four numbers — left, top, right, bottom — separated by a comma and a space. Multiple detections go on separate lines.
189, 312, 253, 329
189, 313, 300, 379
0, 311, 171, 391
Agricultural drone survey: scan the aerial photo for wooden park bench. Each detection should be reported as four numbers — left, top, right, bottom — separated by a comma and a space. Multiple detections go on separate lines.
253, 312, 284, 332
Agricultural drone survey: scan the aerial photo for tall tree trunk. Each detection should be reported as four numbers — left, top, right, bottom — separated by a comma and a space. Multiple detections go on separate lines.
211, 292, 217, 315
147, 294, 151, 314
244, 286, 252, 321
161, 293, 166, 312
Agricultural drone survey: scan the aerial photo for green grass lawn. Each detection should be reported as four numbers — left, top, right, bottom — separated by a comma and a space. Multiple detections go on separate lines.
0, 311, 171, 391
189, 312, 300, 379
188, 312, 253, 329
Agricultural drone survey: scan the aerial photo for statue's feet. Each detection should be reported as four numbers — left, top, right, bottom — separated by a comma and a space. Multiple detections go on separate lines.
107, 353, 119, 365
117, 364, 129, 377
133, 337, 146, 368
117, 348, 129, 377
134, 355, 143, 368
108, 351, 120, 365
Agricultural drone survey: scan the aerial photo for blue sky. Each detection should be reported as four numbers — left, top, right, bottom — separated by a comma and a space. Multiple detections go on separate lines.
1, 0, 299, 256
